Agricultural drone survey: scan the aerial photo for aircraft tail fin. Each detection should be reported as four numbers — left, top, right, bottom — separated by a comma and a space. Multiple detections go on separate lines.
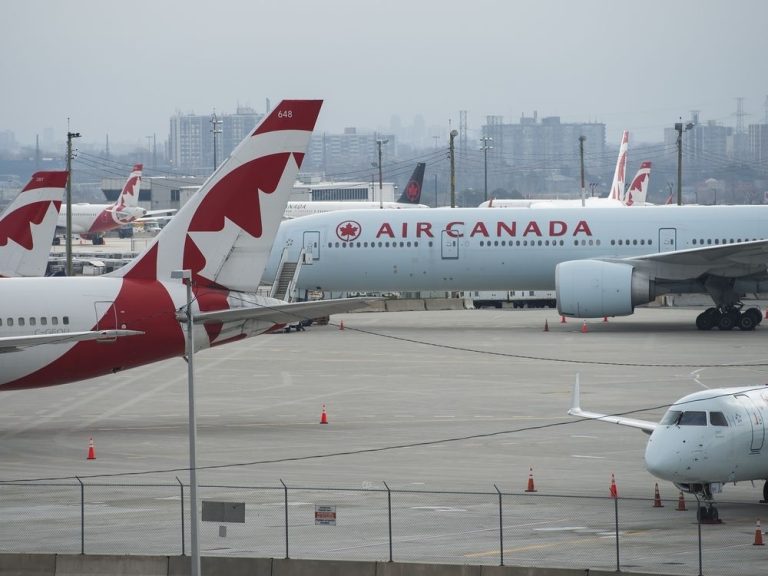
111, 100, 323, 292
624, 161, 651, 206
608, 131, 629, 201
0, 171, 68, 277
397, 162, 426, 204
115, 164, 143, 209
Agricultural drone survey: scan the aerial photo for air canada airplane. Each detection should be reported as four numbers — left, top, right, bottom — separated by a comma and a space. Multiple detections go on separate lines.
283, 162, 428, 218
570, 376, 768, 521
264, 202, 768, 331
0, 171, 67, 277
0, 100, 373, 390
57, 163, 175, 242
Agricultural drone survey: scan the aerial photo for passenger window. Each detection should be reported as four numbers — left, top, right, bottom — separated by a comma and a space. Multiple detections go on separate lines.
709, 412, 728, 426
41, 317, 47, 326
7, 318, 13, 327
30, 318, 36, 326
63, 316, 69, 325
52, 317, 58, 326
18, 318, 25, 327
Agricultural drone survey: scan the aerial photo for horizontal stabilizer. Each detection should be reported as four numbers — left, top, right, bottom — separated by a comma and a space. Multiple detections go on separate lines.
0, 329, 144, 352
191, 297, 380, 325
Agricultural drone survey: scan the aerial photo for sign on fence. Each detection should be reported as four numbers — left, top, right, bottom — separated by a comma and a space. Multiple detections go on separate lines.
315, 504, 337, 526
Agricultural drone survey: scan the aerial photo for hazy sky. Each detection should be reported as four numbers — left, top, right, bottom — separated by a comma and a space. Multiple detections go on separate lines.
2, 0, 767, 150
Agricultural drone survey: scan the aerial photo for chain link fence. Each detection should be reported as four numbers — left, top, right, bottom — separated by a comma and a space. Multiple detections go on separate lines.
1, 481, 765, 575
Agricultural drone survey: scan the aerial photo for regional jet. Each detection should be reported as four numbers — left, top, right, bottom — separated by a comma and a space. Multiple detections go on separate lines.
570, 376, 768, 521
0, 100, 374, 390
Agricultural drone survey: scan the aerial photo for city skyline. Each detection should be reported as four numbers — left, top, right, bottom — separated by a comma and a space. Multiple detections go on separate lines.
2, 0, 767, 151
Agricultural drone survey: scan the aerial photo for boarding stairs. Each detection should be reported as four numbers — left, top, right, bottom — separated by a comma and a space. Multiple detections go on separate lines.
270, 247, 306, 302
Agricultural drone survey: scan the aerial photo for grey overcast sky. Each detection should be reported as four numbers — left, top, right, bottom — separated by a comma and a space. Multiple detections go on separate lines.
2, 0, 767, 149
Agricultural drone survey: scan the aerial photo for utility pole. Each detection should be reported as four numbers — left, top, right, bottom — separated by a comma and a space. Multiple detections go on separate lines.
480, 136, 493, 202
675, 120, 694, 206
578, 136, 586, 206
65, 127, 81, 276
376, 138, 388, 209
449, 129, 458, 208
211, 112, 223, 171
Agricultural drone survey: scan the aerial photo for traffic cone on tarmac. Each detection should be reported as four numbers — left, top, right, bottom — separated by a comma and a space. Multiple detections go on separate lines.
320, 404, 328, 424
754, 519, 764, 546
339, 320, 345, 330
609, 473, 618, 498
653, 483, 664, 508
560, 315, 567, 324
543, 319, 549, 332
581, 321, 588, 334
676, 492, 687, 511
525, 467, 537, 492
87, 437, 96, 460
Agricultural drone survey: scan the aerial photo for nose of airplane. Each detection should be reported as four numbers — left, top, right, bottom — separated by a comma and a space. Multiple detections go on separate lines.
644, 433, 678, 481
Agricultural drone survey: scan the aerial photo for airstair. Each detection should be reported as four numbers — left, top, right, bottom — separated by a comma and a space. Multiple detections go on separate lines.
270, 247, 306, 302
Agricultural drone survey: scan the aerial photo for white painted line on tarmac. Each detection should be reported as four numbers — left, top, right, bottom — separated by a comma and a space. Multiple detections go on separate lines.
572, 454, 605, 459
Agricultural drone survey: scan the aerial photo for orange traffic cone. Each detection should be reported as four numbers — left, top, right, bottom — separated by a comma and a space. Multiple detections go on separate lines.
543, 319, 549, 332
676, 492, 687, 511
560, 315, 567, 324
339, 320, 344, 330
754, 519, 764, 546
87, 437, 96, 460
320, 404, 328, 424
653, 483, 664, 508
764, 308, 768, 320
602, 316, 608, 323
609, 473, 618, 498
581, 321, 588, 334
525, 467, 537, 493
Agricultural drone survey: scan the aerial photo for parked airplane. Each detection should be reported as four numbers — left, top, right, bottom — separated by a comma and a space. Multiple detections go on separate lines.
56, 164, 175, 243
0, 100, 374, 390
624, 161, 652, 206
0, 171, 67, 277
570, 376, 768, 521
264, 203, 768, 331
283, 162, 428, 218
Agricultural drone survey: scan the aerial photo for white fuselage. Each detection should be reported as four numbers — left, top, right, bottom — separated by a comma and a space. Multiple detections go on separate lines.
58, 203, 144, 235
264, 205, 768, 293
284, 201, 428, 219
645, 386, 768, 486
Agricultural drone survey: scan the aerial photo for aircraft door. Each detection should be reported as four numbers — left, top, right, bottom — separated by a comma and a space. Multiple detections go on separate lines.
94, 301, 117, 342
658, 228, 677, 253
441, 230, 459, 260
735, 394, 765, 453
303, 231, 320, 263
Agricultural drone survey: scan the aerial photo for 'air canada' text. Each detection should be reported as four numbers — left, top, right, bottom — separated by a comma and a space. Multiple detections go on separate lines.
373, 220, 593, 239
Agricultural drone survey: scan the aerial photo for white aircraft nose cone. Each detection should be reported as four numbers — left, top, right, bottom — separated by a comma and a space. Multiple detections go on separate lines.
644, 434, 677, 480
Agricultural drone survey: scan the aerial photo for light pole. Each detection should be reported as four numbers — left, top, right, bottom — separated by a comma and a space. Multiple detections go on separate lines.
211, 112, 223, 171
449, 129, 458, 208
675, 120, 694, 206
65, 129, 81, 276
171, 269, 200, 576
376, 138, 388, 209
480, 136, 493, 203
578, 136, 586, 206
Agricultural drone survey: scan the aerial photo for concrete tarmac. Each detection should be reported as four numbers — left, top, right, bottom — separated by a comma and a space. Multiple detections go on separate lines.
2, 306, 768, 574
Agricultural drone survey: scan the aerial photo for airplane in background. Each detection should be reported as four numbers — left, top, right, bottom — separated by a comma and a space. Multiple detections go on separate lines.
56, 164, 176, 244
624, 161, 652, 206
283, 162, 428, 218
570, 376, 768, 521
264, 202, 768, 331
0, 171, 67, 277
0, 99, 374, 390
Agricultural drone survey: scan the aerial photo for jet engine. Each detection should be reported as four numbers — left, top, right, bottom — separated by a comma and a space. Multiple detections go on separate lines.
556, 260, 654, 317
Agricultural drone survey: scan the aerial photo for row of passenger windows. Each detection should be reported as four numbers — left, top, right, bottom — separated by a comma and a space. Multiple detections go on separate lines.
692, 238, 759, 245
0, 316, 70, 328
660, 410, 728, 427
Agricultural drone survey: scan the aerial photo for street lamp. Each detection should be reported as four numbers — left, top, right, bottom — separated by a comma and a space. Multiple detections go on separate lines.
480, 136, 493, 203
376, 138, 388, 209
171, 269, 200, 576
65, 129, 81, 276
211, 112, 223, 171
449, 130, 458, 208
675, 120, 694, 206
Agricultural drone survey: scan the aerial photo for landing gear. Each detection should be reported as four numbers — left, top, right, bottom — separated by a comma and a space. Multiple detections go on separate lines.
762, 480, 768, 503
695, 306, 762, 331
697, 504, 721, 523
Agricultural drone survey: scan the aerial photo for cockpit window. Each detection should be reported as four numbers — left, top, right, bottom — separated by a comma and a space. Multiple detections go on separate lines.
709, 411, 729, 426
660, 410, 707, 426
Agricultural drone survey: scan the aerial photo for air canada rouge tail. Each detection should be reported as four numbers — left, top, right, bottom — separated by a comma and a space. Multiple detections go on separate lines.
624, 161, 652, 206
397, 162, 426, 204
0, 171, 67, 277
608, 131, 629, 202
115, 164, 143, 210
112, 100, 323, 292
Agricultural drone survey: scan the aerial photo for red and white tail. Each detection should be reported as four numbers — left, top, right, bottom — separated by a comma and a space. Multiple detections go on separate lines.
624, 161, 651, 206
608, 130, 629, 202
0, 171, 67, 277
115, 164, 143, 210
112, 100, 323, 291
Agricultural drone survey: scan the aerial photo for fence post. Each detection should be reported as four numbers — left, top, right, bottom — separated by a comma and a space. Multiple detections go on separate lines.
383, 481, 393, 562
613, 496, 620, 571
494, 484, 504, 566
693, 494, 703, 576
76, 476, 85, 555
176, 477, 186, 556
280, 479, 289, 559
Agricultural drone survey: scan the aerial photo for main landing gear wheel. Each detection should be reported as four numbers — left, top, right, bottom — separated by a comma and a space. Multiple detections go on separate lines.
695, 308, 720, 331
763, 480, 768, 503
718, 309, 740, 331
697, 505, 721, 523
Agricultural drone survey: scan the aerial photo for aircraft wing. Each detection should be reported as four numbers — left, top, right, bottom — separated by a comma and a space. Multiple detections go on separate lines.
192, 297, 381, 325
619, 239, 768, 280
568, 375, 657, 434
0, 329, 144, 352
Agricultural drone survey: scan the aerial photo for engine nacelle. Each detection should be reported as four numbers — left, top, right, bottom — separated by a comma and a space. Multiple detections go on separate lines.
556, 260, 654, 318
